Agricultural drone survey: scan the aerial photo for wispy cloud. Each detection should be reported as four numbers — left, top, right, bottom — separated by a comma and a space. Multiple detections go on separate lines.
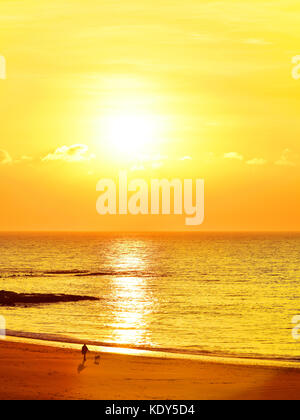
42, 144, 95, 163
130, 154, 167, 172
20, 155, 33, 161
246, 158, 267, 166
0, 149, 12, 165
242, 38, 272, 46
275, 149, 296, 167
224, 152, 244, 161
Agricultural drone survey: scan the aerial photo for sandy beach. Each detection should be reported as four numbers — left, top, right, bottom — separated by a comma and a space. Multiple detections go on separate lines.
0, 340, 300, 400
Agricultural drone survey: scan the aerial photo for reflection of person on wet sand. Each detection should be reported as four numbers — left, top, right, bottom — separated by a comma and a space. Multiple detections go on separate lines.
81, 344, 88, 362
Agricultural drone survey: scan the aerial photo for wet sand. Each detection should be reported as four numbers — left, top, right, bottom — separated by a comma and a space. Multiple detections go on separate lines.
0, 340, 300, 400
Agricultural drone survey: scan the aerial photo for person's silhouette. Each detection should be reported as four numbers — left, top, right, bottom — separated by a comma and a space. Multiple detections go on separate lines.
81, 344, 88, 362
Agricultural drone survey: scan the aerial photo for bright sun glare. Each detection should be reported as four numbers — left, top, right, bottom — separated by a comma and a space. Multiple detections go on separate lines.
104, 112, 159, 157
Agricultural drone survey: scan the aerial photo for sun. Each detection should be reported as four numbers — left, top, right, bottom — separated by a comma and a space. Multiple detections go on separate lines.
104, 112, 159, 157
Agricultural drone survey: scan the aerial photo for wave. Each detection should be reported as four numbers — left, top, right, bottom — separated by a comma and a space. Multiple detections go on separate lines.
0, 290, 99, 306
47, 269, 167, 278
44, 269, 89, 275
3, 273, 43, 279
1, 269, 167, 279
73, 270, 167, 278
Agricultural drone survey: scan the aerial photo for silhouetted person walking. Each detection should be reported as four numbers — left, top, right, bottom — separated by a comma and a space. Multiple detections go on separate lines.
81, 344, 88, 362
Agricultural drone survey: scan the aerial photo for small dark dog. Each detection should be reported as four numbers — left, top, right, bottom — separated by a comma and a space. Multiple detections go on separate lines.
94, 355, 101, 365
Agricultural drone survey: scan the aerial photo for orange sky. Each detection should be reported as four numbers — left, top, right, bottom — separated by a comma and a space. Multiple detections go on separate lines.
0, 0, 300, 231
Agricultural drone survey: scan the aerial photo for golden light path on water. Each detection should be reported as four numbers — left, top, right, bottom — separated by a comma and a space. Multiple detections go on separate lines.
111, 276, 149, 345
108, 244, 154, 346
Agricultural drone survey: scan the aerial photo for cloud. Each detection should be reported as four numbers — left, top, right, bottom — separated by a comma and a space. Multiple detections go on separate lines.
14, 155, 34, 164
275, 149, 296, 167
246, 158, 267, 166
42, 144, 95, 163
130, 154, 167, 172
242, 38, 272, 46
130, 164, 145, 172
224, 152, 244, 161
0, 149, 12, 164
21, 155, 33, 161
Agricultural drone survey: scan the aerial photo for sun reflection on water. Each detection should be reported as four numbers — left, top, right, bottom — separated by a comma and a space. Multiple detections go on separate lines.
111, 277, 151, 345
108, 242, 154, 346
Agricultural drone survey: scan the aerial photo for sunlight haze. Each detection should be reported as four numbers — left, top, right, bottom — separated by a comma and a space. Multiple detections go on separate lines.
0, 0, 299, 231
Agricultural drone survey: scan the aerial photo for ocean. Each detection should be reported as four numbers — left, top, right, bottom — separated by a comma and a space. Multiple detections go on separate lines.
1, 232, 300, 362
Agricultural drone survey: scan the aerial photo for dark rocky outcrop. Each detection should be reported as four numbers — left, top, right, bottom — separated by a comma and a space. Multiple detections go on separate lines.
0, 290, 99, 307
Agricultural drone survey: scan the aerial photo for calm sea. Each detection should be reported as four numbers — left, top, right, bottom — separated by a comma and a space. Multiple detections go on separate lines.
1, 232, 300, 362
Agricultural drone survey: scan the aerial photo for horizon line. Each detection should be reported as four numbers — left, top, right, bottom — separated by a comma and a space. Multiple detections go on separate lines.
0, 230, 300, 234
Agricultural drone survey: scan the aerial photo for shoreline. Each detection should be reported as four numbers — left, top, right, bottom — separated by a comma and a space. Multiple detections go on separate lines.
1, 339, 300, 400
4, 332, 300, 370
